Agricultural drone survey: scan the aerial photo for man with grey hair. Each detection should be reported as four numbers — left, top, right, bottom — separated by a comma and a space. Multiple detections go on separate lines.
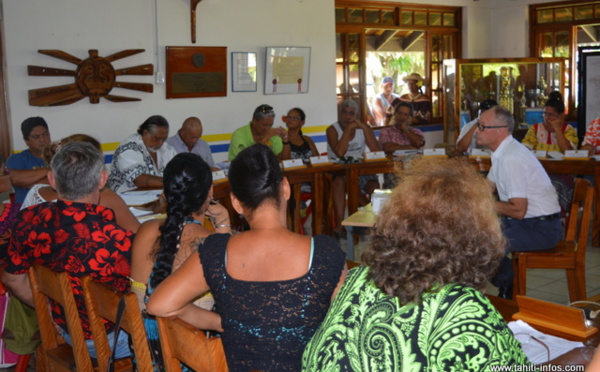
476, 105, 561, 299
228, 104, 289, 161
2, 141, 133, 359
327, 100, 381, 237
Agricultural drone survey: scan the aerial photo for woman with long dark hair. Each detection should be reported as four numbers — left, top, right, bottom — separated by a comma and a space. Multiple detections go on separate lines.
130, 152, 231, 370
147, 144, 347, 372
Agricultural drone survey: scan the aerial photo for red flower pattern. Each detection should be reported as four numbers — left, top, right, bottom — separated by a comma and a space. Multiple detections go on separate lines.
5, 200, 132, 339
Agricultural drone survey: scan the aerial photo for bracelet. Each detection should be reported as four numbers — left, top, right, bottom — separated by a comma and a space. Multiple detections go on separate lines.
282, 140, 290, 145
216, 224, 231, 228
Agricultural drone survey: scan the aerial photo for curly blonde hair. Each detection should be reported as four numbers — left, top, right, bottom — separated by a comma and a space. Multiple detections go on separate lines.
43, 134, 101, 164
362, 157, 505, 305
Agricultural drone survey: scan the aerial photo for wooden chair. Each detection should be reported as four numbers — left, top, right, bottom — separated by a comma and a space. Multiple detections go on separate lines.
156, 316, 228, 372
28, 264, 94, 371
82, 276, 153, 372
512, 178, 594, 302
346, 259, 361, 269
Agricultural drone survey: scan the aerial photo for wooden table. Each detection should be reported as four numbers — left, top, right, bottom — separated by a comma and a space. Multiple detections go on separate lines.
209, 156, 600, 244
341, 208, 376, 260
343, 156, 600, 246
487, 294, 599, 366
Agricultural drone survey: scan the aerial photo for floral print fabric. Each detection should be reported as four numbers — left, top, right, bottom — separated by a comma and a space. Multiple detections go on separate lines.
5, 200, 132, 339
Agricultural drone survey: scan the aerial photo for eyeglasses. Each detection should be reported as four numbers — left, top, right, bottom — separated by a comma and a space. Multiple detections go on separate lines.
477, 124, 508, 131
286, 116, 302, 121
542, 112, 558, 118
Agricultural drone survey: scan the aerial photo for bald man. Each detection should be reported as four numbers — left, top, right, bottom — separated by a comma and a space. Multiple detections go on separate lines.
166, 117, 216, 168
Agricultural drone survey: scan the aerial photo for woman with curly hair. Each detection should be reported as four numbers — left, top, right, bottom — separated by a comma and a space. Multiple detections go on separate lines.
130, 152, 231, 370
147, 144, 347, 372
302, 157, 530, 371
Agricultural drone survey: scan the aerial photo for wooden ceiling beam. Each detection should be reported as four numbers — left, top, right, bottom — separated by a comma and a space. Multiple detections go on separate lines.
374, 30, 397, 51
402, 31, 424, 51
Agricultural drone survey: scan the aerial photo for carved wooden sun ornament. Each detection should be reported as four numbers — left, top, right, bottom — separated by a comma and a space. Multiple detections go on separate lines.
27, 49, 154, 106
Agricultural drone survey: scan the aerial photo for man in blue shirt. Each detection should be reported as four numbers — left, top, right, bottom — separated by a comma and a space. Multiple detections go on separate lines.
166, 116, 216, 168
6, 117, 51, 204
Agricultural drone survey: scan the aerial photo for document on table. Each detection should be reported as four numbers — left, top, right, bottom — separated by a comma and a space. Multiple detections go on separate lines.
119, 190, 162, 206
508, 320, 584, 364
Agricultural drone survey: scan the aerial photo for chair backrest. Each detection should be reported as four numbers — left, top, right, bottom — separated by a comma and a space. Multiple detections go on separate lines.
82, 276, 153, 372
346, 259, 361, 269
156, 316, 228, 372
28, 264, 93, 371
569, 178, 594, 262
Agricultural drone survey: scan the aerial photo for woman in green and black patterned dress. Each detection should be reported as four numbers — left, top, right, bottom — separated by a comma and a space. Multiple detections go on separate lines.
302, 157, 530, 371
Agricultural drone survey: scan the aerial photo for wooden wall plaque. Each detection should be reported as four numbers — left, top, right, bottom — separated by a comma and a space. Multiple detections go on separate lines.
166, 46, 227, 99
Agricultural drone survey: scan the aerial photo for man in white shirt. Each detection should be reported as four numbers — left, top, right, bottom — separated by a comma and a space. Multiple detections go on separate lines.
476, 105, 562, 299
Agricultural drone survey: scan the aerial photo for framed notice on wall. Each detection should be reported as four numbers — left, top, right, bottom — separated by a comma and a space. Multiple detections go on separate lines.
231, 52, 257, 92
264, 47, 310, 95
166, 46, 227, 99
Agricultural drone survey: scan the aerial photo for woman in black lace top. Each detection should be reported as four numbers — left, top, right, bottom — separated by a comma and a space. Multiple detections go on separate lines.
148, 144, 347, 372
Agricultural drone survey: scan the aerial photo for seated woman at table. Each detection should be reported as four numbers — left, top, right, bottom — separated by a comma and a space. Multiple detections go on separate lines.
302, 157, 530, 371
281, 107, 319, 162
131, 152, 231, 369
21, 134, 140, 233
147, 144, 347, 372
521, 91, 577, 153
108, 115, 178, 193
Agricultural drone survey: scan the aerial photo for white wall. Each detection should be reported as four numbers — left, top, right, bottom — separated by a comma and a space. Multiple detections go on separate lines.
2, 0, 337, 162
2, 0, 568, 160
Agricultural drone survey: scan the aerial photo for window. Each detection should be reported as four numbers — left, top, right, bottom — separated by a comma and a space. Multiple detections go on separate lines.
336, 2, 461, 126
531, 1, 600, 119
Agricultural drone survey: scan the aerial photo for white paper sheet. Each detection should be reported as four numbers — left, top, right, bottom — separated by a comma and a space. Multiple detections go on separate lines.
508, 320, 584, 364
119, 190, 162, 206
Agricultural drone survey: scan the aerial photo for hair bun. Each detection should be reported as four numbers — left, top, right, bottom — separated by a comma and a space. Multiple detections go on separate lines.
547, 91, 563, 102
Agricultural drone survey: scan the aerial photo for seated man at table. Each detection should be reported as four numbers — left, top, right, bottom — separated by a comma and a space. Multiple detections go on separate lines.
476, 105, 562, 299
2, 141, 133, 359
455, 99, 497, 154
108, 115, 177, 193
6, 117, 52, 204
327, 99, 381, 237
228, 104, 289, 161
166, 116, 216, 168
379, 101, 425, 154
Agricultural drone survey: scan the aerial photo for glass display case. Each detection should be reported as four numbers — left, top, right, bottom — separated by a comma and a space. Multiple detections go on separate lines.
442, 58, 565, 144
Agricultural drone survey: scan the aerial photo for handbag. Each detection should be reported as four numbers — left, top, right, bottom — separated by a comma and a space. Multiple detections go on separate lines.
2, 294, 40, 355
0, 292, 19, 367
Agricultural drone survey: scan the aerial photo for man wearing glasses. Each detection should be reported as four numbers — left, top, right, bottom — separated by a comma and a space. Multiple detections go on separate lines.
228, 104, 289, 161
476, 105, 562, 299
6, 117, 52, 204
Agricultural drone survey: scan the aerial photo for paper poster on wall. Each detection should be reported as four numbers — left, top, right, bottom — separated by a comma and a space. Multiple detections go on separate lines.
264, 47, 310, 94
